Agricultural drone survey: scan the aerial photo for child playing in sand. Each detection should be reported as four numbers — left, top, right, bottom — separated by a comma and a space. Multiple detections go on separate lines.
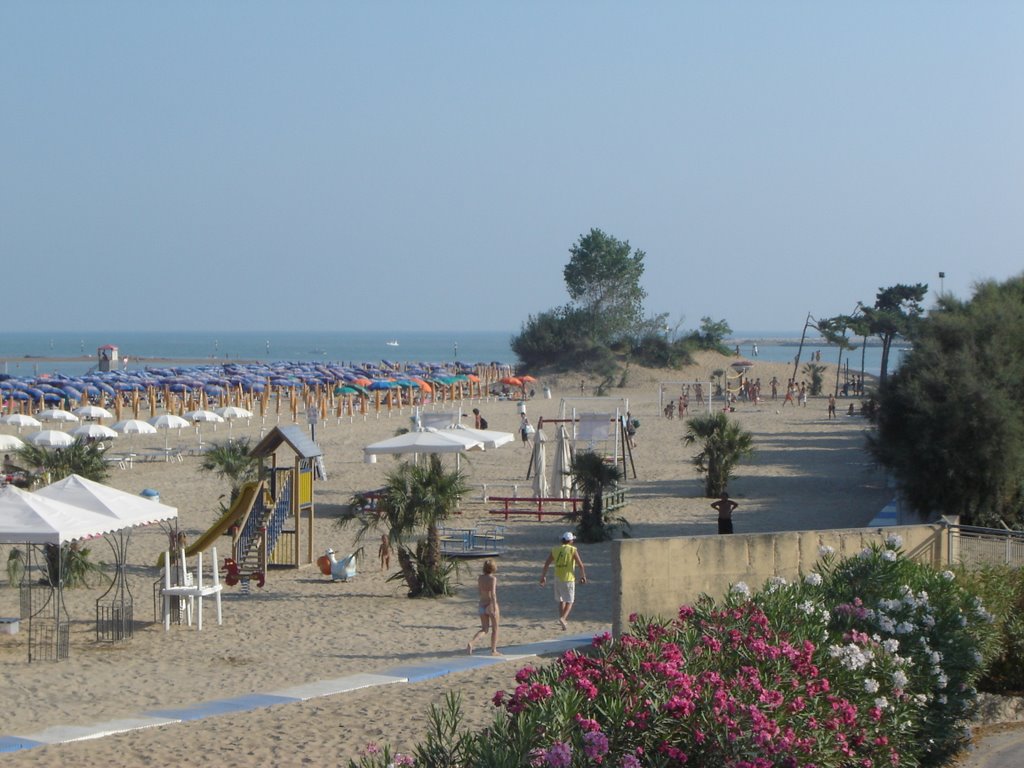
468, 560, 500, 655
378, 534, 391, 571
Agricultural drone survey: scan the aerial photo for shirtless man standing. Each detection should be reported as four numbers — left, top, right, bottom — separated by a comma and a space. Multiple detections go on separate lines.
467, 560, 500, 655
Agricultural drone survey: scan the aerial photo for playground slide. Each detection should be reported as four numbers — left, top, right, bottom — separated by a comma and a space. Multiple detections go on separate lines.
185, 481, 262, 558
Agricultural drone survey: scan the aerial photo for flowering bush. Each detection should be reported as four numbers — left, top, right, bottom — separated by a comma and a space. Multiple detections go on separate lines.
348, 537, 997, 767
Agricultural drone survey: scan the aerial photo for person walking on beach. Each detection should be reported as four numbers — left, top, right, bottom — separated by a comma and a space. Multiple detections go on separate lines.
711, 492, 738, 534
520, 413, 532, 446
540, 532, 587, 630
467, 559, 500, 655
378, 534, 391, 571
827, 394, 837, 420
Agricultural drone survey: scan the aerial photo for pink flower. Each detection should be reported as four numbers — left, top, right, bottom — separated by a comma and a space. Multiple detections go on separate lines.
583, 730, 610, 761
544, 741, 573, 767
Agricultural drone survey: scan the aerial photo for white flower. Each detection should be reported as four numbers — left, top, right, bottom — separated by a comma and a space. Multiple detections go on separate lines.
884, 533, 903, 548
799, 600, 817, 614
882, 638, 900, 653
938, 694, 948, 704
804, 573, 823, 587
878, 616, 895, 633
972, 651, 984, 665
921, 614, 936, 627
882, 550, 897, 562
859, 548, 873, 559
936, 673, 949, 689
864, 678, 879, 693
874, 697, 889, 711
896, 621, 915, 634
930, 651, 943, 664
942, 570, 955, 581
818, 545, 835, 557
829, 643, 874, 670
767, 576, 787, 592
892, 670, 909, 688
731, 582, 751, 597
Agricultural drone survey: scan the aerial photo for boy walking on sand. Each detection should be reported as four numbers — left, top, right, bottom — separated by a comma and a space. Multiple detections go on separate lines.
540, 531, 587, 630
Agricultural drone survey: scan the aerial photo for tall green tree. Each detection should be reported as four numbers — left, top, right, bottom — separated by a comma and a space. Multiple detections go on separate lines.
569, 450, 626, 542
343, 455, 469, 597
868, 275, 1024, 527
683, 413, 755, 497
859, 283, 928, 386
815, 314, 857, 396
690, 316, 733, 354
563, 228, 647, 344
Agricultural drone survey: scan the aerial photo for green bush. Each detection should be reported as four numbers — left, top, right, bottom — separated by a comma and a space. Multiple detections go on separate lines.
348, 537, 997, 767
957, 564, 1024, 694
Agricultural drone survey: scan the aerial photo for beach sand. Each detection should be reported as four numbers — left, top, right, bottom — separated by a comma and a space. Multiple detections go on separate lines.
0, 353, 894, 765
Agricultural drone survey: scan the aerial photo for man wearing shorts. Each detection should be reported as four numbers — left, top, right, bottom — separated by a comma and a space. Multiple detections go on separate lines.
539, 531, 587, 630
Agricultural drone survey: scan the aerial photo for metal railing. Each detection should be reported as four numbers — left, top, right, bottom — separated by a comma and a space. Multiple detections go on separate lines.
946, 523, 1024, 569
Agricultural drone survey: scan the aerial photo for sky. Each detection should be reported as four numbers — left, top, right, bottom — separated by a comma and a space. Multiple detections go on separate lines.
2, 2, 1022, 335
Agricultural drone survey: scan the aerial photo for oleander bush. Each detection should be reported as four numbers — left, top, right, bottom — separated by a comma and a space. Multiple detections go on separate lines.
956, 564, 1024, 695
349, 536, 999, 768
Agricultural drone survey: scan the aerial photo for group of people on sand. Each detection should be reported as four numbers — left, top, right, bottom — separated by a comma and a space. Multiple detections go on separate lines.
467, 531, 587, 656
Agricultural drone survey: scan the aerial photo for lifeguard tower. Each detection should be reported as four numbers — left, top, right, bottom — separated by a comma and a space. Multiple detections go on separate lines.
97, 344, 119, 372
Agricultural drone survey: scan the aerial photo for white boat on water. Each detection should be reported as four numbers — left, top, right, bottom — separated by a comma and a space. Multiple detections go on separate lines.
385, 339, 399, 347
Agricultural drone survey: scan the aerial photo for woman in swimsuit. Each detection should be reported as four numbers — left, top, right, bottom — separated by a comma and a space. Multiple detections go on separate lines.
467, 559, 500, 655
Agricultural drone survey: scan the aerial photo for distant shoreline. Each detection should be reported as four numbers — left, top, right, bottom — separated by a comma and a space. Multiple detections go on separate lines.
0, 356, 261, 366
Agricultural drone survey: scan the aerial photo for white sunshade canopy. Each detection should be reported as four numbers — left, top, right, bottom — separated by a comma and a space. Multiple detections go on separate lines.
37, 474, 177, 528
26, 430, 76, 448
185, 409, 225, 424
0, 484, 131, 545
112, 419, 158, 435
37, 409, 80, 424
73, 405, 113, 420
1, 414, 42, 429
68, 424, 118, 441
0, 434, 25, 451
448, 424, 515, 449
363, 428, 484, 461
148, 414, 191, 430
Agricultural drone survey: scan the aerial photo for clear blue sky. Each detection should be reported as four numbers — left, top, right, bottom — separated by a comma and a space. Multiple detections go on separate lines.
3, 2, 1022, 334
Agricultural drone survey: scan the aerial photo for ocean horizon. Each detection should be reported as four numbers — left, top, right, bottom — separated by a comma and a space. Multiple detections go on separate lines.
0, 329, 898, 379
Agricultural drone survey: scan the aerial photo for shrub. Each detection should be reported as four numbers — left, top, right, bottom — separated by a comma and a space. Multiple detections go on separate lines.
348, 538, 997, 768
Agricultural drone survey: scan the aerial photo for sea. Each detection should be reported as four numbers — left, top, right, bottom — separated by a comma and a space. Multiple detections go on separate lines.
0, 330, 901, 380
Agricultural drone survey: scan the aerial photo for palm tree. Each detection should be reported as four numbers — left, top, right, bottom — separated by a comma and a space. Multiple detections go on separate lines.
16, 439, 109, 488
569, 450, 626, 542
683, 413, 755, 497
343, 454, 469, 597
199, 438, 258, 507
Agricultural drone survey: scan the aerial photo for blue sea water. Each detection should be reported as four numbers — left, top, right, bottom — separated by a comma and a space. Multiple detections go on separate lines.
0, 331, 516, 378
0, 329, 900, 379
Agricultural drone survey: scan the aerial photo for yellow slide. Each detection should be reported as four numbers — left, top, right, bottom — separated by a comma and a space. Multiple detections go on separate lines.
185, 481, 262, 557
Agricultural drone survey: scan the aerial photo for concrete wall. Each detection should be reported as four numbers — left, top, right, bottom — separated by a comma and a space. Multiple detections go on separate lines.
611, 524, 947, 636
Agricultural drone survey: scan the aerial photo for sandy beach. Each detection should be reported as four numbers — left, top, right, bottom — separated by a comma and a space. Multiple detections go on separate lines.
0, 352, 895, 765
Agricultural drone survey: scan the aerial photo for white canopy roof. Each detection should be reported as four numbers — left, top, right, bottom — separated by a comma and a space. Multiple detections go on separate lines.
0, 484, 131, 545
36, 474, 178, 528
448, 424, 515, 449
363, 428, 484, 460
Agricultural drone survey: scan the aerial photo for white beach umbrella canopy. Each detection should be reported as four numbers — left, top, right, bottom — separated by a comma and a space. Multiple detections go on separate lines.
148, 414, 191, 449
36, 408, 79, 425
68, 424, 118, 441
25, 430, 76, 448
0, 414, 42, 433
0, 434, 26, 452
73, 405, 114, 421
112, 419, 158, 436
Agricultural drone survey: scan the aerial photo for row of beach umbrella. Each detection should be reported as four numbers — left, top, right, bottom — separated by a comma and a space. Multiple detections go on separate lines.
0, 406, 255, 451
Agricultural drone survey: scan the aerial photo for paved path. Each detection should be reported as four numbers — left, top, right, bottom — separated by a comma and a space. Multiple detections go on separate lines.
0, 632, 596, 754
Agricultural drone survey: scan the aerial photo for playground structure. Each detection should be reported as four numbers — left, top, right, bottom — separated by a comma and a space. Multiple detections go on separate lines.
185, 425, 322, 591
541, 396, 636, 480
316, 548, 357, 582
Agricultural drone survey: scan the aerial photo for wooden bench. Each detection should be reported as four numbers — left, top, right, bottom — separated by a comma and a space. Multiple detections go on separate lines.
487, 496, 582, 521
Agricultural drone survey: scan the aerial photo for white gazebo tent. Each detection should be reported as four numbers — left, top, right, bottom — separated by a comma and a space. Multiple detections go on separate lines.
36, 475, 179, 643
0, 485, 132, 661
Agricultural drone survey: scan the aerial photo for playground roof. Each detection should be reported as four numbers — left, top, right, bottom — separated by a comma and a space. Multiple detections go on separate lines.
250, 425, 322, 460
